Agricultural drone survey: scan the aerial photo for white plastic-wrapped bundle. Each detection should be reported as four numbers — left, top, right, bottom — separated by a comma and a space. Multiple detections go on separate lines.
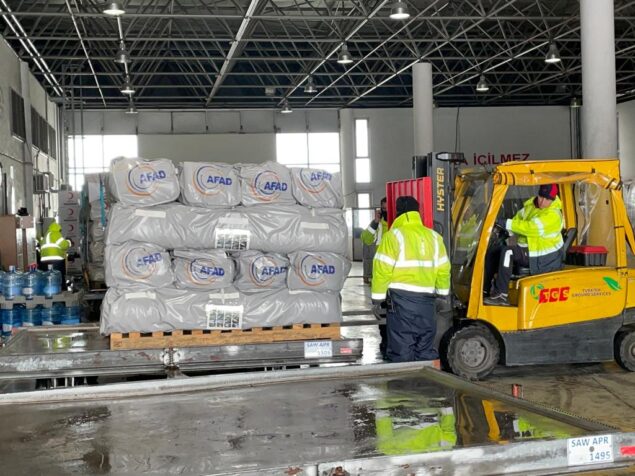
243, 205, 348, 255
107, 203, 348, 255
105, 242, 173, 289
89, 200, 110, 222
173, 249, 235, 290
89, 241, 105, 263
290, 168, 343, 208
90, 222, 106, 241
100, 287, 341, 334
105, 203, 220, 249
233, 251, 288, 291
109, 157, 180, 207
287, 251, 351, 292
87, 264, 105, 282
179, 162, 241, 208
239, 161, 295, 206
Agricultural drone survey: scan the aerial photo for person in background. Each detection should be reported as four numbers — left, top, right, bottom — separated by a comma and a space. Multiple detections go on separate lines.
361, 197, 388, 357
371, 196, 451, 362
38, 222, 71, 289
361, 197, 388, 284
485, 184, 563, 305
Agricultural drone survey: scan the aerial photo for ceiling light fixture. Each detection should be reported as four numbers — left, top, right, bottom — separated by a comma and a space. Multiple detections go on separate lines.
103, 2, 125, 16
280, 99, 293, 114
337, 44, 353, 65
120, 78, 135, 95
114, 42, 130, 64
545, 42, 561, 64
304, 77, 317, 94
389, 2, 410, 20
125, 102, 138, 114
476, 74, 489, 92
570, 97, 581, 108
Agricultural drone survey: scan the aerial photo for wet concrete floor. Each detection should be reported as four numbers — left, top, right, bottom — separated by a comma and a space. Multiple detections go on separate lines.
344, 263, 635, 432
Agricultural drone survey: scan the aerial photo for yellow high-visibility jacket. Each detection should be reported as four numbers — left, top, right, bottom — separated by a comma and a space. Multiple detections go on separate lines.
371, 211, 451, 301
504, 196, 564, 274
361, 218, 388, 246
39, 223, 71, 261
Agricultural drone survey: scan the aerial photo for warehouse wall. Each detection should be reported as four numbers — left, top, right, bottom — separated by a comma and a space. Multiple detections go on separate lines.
618, 100, 635, 180
0, 37, 60, 217
340, 106, 573, 206
139, 133, 276, 163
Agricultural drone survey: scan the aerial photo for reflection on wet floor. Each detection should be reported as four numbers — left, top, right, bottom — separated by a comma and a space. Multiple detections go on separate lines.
0, 373, 589, 474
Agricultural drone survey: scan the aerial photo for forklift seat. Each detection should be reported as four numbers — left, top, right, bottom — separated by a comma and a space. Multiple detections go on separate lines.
512, 228, 577, 278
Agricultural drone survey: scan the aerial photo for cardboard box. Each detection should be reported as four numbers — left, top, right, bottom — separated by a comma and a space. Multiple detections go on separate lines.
60, 191, 80, 206
59, 205, 80, 222
61, 222, 79, 237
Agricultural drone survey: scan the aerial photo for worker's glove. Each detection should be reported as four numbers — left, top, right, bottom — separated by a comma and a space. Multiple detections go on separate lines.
495, 218, 507, 230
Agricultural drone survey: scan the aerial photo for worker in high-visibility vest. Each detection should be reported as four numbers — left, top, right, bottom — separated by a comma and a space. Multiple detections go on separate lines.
372, 196, 451, 362
361, 197, 389, 359
485, 184, 564, 305
38, 222, 71, 288
361, 197, 388, 284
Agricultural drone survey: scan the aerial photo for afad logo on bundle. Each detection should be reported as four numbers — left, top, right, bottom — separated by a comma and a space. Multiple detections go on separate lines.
299, 255, 336, 287
127, 164, 168, 196
188, 258, 226, 285
193, 165, 233, 196
251, 171, 288, 202
298, 169, 333, 195
249, 256, 288, 287
122, 248, 163, 280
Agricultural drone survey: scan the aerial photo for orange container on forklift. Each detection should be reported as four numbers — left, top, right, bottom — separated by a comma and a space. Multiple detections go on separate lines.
385, 177, 433, 228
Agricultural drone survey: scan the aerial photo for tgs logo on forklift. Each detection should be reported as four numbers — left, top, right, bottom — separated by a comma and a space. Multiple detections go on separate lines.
531, 284, 570, 303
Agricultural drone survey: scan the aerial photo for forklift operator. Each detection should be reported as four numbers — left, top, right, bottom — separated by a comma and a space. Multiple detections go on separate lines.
485, 184, 564, 305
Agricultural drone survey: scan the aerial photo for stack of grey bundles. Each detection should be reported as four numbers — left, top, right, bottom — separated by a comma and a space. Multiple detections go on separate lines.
85, 172, 111, 284
101, 159, 350, 335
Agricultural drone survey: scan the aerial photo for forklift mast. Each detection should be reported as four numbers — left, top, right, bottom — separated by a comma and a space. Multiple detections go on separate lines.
412, 152, 467, 259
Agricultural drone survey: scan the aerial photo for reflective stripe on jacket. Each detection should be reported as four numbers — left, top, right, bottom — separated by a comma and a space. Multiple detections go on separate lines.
504, 196, 564, 274
371, 211, 451, 301
361, 218, 388, 246
40, 228, 70, 260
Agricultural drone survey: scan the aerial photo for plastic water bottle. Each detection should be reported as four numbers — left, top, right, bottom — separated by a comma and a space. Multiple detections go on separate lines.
2, 305, 24, 337
43, 265, 62, 298
51, 303, 64, 325
61, 305, 81, 325
22, 266, 41, 300
23, 306, 42, 327
2, 266, 23, 300
41, 305, 53, 326
0, 269, 5, 295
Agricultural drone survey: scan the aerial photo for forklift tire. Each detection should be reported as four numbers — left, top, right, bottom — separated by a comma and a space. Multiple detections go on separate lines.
615, 328, 635, 372
447, 325, 500, 381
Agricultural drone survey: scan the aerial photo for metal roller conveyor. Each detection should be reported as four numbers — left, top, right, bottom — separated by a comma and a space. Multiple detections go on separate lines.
0, 325, 363, 382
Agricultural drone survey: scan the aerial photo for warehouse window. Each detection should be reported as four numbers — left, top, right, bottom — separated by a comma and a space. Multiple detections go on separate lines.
67, 135, 138, 191
276, 132, 340, 173
355, 118, 370, 183
10, 89, 26, 141
357, 193, 370, 208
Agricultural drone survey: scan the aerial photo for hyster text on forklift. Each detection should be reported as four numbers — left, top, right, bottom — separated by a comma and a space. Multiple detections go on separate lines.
389, 154, 635, 380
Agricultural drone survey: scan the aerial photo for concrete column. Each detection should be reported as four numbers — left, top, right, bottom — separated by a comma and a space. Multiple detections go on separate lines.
339, 108, 356, 208
581, 0, 617, 158
412, 62, 434, 156
20, 61, 34, 215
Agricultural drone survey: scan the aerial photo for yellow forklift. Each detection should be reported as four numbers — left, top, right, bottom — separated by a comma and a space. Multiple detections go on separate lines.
426, 158, 635, 380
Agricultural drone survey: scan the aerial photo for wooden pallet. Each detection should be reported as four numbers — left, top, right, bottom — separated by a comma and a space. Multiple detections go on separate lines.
110, 323, 341, 350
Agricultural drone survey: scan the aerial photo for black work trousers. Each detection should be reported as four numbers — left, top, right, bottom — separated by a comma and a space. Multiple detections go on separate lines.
486, 244, 529, 295
386, 289, 438, 362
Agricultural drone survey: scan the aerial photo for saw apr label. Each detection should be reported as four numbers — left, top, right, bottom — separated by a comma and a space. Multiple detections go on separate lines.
567, 435, 614, 466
